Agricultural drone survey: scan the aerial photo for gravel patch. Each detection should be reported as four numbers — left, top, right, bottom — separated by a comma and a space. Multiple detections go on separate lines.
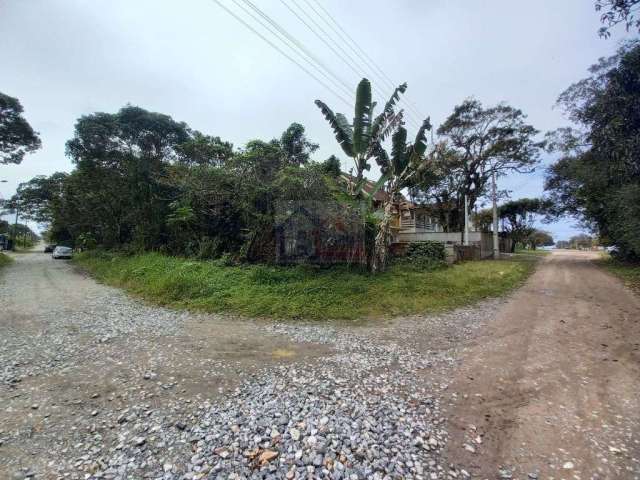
0, 253, 503, 479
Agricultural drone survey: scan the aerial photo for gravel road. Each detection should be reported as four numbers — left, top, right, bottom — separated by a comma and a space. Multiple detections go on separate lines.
0, 251, 496, 480
0, 249, 638, 480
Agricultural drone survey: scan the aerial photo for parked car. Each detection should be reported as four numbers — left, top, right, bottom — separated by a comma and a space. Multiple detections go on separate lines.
52, 246, 73, 259
44, 244, 57, 253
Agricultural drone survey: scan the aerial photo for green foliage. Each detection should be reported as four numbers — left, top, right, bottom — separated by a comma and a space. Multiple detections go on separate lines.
176, 132, 233, 166
545, 41, 640, 260
280, 122, 319, 166
413, 100, 542, 233
0, 92, 41, 164
76, 232, 97, 250
398, 242, 447, 270
321, 155, 342, 177
499, 197, 550, 246
596, 0, 640, 37
528, 229, 554, 248
36, 105, 334, 263
598, 255, 640, 293
315, 78, 408, 191
6, 173, 67, 224
75, 251, 534, 320
353, 79, 373, 155
0, 252, 12, 269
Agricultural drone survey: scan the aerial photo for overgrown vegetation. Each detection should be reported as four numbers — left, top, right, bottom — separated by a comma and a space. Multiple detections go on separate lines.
397, 241, 447, 269
74, 251, 534, 320
545, 41, 640, 261
0, 252, 12, 269
598, 256, 640, 293
514, 247, 550, 256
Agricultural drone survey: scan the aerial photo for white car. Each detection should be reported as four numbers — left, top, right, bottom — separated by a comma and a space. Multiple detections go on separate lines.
52, 246, 73, 259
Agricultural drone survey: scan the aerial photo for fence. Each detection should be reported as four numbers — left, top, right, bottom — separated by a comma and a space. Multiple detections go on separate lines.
393, 230, 512, 260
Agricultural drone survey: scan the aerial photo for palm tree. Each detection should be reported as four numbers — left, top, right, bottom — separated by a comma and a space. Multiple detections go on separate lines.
315, 78, 406, 196
370, 119, 432, 273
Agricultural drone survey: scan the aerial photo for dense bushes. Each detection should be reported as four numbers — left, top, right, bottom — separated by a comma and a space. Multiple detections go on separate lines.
397, 241, 446, 269
545, 41, 640, 261
12, 107, 342, 262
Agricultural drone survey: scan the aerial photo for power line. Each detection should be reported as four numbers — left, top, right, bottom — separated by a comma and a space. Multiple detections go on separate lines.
307, 0, 425, 123
293, 0, 423, 128
235, 0, 353, 98
210, 0, 353, 108
280, 0, 421, 130
307, 0, 426, 123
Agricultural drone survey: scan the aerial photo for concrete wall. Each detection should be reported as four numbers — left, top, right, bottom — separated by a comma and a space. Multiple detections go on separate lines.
393, 231, 512, 260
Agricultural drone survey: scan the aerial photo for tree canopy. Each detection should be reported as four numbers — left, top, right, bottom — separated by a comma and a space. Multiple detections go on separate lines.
545, 41, 640, 260
0, 92, 42, 165
410, 99, 542, 233
596, 0, 640, 37
279, 122, 319, 166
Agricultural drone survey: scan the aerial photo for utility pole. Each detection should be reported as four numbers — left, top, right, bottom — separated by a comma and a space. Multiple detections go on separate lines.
12, 197, 19, 252
463, 194, 469, 246
492, 170, 499, 258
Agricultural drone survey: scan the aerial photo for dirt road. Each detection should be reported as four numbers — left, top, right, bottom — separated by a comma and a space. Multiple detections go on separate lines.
0, 249, 638, 479
446, 250, 640, 479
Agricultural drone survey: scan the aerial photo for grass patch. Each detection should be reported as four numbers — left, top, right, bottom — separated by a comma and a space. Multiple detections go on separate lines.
74, 251, 535, 321
597, 256, 640, 293
514, 248, 551, 256
0, 252, 12, 269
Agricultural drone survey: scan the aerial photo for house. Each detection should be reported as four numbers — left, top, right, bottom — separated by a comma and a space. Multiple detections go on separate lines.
332, 174, 512, 261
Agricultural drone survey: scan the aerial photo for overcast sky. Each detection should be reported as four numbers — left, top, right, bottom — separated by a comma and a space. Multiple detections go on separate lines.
0, 0, 632, 240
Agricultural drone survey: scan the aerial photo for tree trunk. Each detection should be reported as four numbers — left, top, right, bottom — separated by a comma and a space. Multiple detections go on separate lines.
371, 200, 394, 274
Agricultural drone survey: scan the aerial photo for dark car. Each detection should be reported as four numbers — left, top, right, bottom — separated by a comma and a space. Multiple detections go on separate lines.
44, 244, 57, 253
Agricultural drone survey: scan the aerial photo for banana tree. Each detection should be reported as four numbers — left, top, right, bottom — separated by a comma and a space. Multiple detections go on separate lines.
370, 118, 432, 273
315, 78, 406, 196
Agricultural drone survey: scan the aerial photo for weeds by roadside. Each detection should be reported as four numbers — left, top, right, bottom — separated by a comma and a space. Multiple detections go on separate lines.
597, 256, 640, 294
0, 252, 12, 269
74, 251, 535, 321
514, 248, 551, 256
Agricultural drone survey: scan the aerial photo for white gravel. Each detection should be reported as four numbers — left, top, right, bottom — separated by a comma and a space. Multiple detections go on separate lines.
0, 252, 502, 480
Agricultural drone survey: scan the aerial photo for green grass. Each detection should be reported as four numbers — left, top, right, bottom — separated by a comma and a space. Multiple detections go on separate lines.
514, 248, 551, 256
0, 252, 12, 269
597, 256, 640, 293
74, 251, 535, 321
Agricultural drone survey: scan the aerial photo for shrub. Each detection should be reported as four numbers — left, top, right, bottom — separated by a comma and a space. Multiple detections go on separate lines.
399, 241, 446, 270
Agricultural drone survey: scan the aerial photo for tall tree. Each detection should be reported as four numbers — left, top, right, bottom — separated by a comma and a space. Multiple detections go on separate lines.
6, 173, 68, 224
321, 155, 342, 177
316, 78, 405, 195
65, 105, 191, 248
280, 122, 319, 166
0, 92, 41, 165
434, 99, 543, 233
498, 198, 549, 251
529, 230, 554, 249
370, 118, 432, 272
545, 41, 640, 260
176, 132, 233, 167
596, 0, 640, 37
